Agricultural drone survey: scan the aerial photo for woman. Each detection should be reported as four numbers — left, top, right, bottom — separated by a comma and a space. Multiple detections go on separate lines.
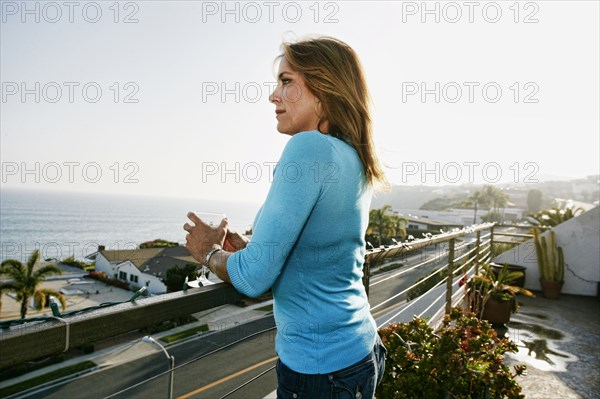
184, 36, 388, 398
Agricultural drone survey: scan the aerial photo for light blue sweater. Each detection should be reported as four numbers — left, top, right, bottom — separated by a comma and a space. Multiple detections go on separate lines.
226, 131, 377, 374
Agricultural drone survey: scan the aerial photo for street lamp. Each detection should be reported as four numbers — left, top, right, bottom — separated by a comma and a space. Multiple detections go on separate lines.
142, 335, 175, 399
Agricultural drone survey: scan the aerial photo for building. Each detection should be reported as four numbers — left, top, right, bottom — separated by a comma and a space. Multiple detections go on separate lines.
392, 208, 474, 226
392, 207, 528, 226
388, 209, 463, 237
571, 175, 600, 203
401, 215, 463, 236
87, 246, 202, 294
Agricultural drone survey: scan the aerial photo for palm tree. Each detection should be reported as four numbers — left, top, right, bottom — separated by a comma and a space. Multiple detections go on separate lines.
460, 191, 490, 225
527, 206, 584, 227
483, 185, 508, 212
390, 214, 408, 241
0, 285, 11, 316
368, 205, 396, 246
477, 185, 509, 223
0, 250, 66, 319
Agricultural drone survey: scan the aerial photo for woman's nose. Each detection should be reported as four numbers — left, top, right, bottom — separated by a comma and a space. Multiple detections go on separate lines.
269, 86, 279, 103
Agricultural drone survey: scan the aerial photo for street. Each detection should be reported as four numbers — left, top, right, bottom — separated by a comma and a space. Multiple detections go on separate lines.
18, 317, 277, 399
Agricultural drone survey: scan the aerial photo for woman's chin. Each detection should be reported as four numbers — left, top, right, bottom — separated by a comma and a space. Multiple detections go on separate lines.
275, 125, 292, 135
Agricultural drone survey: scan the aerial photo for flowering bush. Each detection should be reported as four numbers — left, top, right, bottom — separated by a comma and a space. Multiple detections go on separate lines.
88, 271, 129, 290
377, 307, 526, 399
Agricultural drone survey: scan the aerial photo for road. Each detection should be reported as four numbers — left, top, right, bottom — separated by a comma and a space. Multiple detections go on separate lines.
19, 244, 473, 399
18, 317, 277, 399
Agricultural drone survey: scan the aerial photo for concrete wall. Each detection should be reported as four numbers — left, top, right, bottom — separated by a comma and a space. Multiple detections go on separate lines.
94, 255, 114, 277
494, 206, 599, 296
115, 262, 138, 283
140, 273, 167, 295
115, 262, 167, 295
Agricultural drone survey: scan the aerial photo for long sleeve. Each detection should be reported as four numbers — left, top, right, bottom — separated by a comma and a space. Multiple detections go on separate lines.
226, 131, 329, 297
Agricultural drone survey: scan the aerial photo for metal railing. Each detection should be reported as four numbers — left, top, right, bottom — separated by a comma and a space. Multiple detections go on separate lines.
0, 222, 536, 397
367, 224, 494, 329
365, 223, 535, 329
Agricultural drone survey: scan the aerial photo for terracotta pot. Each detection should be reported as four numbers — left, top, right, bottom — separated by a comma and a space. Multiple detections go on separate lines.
540, 279, 563, 299
481, 297, 513, 325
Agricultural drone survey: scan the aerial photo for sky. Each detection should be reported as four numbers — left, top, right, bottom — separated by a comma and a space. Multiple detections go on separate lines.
1, 1, 599, 203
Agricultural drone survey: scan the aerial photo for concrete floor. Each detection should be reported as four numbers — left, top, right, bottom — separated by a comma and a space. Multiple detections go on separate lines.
503, 293, 600, 399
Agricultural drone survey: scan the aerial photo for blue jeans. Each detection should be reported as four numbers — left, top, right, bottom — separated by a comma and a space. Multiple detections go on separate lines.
276, 336, 386, 399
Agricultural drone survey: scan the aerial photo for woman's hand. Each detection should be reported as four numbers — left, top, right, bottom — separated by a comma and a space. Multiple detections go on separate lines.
224, 230, 249, 252
183, 212, 228, 263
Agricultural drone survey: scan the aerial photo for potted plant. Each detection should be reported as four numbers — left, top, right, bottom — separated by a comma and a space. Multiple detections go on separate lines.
532, 227, 564, 299
377, 307, 527, 398
489, 262, 526, 288
467, 263, 534, 324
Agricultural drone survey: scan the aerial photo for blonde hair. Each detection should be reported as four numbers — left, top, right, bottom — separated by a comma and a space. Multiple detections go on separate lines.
279, 36, 389, 189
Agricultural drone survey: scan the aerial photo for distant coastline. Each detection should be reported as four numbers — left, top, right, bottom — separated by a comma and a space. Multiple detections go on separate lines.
0, 188, 261, 263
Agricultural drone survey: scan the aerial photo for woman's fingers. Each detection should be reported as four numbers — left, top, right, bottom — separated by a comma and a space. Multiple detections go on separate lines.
187, 211, 201, 224
224, 230, 248, 251
223, 238, 237, 252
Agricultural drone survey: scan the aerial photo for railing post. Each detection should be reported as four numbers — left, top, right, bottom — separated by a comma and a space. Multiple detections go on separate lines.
475, 230, 481, 275
445, 238, 455, 315
363, 257, 371, 298
489, 224, 495, 260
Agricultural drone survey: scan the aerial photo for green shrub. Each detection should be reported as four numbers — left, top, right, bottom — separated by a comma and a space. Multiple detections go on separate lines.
161, 324, 209, 344
60, 256, 90, 269
491, 242, 518, 258
88, 271, 129, 290
139, 239, 179, 249
406, 268, 445, 300
0, 361, 96, 397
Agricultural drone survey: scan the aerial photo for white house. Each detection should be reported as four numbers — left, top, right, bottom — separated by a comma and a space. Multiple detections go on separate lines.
87, 246, 202, 295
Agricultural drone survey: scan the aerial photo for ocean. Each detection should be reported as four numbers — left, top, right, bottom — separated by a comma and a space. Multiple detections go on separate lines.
0, 188, 261, 263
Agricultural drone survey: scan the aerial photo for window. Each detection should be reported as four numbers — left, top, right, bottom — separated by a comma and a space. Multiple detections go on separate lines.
119, 271, 127, 281
130, 274, 139, 283
408, 224, 419, 229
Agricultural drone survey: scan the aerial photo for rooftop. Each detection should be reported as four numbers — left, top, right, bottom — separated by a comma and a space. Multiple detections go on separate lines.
97, 245, 201, 276
505, 293, 600, 399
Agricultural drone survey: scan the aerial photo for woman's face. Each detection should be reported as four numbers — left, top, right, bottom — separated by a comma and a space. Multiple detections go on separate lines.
269, 58, 323, 136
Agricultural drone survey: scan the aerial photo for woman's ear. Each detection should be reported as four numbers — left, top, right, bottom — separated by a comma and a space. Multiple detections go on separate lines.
314, 98, 323, 117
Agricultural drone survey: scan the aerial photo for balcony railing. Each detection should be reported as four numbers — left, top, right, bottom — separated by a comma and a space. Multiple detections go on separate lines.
0, 222, 534, 397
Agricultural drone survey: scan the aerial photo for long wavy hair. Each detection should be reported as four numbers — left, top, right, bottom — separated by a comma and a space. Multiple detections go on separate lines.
279, 36, 389, 189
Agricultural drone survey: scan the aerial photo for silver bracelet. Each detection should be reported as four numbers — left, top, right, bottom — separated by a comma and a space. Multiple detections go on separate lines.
205, 247, 222, 268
